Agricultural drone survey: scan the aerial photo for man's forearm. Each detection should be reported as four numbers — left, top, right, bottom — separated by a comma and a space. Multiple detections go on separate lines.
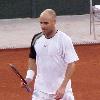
61, 62, 75, 88
28, 58, 37, 72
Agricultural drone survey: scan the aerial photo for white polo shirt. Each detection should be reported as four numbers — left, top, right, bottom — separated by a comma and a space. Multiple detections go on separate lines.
33, 30, 79, 94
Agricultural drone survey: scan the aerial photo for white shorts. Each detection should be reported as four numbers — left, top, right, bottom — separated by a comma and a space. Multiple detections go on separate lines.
32, 90, 74, 100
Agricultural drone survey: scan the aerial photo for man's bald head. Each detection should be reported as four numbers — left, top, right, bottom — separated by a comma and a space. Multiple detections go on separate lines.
40, 9, 56, 20
39, 9, 57, 38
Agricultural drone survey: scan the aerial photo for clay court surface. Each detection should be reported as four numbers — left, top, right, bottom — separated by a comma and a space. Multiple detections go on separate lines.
0, 44, 100, 100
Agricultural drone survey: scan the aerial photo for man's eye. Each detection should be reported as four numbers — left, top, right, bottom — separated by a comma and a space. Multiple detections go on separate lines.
40, 22, 48, 24
44, 22, 48, 24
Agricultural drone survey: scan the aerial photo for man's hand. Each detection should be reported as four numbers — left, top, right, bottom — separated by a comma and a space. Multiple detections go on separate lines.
21, 78, 32, 86
20, 78, 32, 93
54, 85, 66, 100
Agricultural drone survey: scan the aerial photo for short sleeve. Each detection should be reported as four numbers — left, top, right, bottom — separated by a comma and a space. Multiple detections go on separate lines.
29, 45, 36, 59
29, 32, 43, 59
62, 35, 79, 63
29, 36, 36, 59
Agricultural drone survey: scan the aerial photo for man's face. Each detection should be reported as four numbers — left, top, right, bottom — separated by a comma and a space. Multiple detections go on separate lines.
39, 14, 56, 36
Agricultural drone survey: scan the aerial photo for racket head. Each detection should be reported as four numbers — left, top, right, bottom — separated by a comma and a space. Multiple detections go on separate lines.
9, 64, 27, 84
9, 64, 32, 92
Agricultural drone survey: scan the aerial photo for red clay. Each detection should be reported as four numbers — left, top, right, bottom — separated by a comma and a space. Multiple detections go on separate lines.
0, 44, 100, 100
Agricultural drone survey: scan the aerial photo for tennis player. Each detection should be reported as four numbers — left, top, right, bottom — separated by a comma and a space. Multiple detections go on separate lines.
22, 9, 79, 100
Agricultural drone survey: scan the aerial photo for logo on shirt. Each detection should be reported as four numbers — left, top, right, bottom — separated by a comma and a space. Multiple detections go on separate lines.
44, 45, 47, 47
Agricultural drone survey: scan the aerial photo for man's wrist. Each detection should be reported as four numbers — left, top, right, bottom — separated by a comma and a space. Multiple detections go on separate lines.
26, 69, 35, 80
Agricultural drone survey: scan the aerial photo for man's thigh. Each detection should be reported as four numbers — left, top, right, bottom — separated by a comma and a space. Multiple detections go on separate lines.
32, 96, 43, 100
32, 94, 74, 100
32, 90, 74, 100
32, 94, 54, 100
32, 90, 55, 100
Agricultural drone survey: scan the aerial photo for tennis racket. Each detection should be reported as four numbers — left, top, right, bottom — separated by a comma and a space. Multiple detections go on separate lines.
9, 64, 32, 93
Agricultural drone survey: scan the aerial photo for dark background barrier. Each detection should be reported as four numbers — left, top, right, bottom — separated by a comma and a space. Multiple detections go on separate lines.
0, 0, 100, 19
0, 0, 32, 19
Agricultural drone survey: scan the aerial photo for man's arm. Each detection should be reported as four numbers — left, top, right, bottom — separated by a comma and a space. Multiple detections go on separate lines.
25, 58, 37, 84
20, 58, 36, 93
61, 62, 75, 88
54, 62, 75, 99
28, 58, 37, 72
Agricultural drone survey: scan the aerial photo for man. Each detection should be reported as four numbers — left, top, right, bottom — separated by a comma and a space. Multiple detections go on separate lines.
22, 9, 79, 100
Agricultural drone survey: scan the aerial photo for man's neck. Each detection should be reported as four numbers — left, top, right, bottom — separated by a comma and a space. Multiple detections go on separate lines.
45, 29, 58, 39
